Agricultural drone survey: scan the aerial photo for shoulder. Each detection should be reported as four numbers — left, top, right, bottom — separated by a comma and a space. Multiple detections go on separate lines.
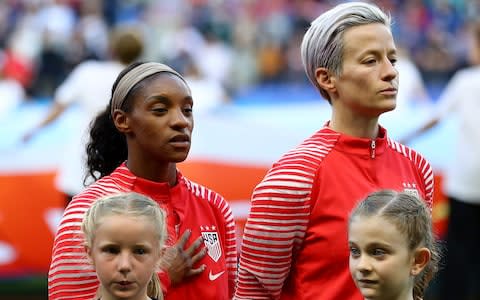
181, 176, 229, 209
67, 172, 131, 210
386, 138, 432, 171
386, 138, 434, 205
265, 128, 340, 183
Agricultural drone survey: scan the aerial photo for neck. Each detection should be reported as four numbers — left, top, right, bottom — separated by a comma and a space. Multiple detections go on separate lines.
126, 152, 178, 186
329, 107, 380, 139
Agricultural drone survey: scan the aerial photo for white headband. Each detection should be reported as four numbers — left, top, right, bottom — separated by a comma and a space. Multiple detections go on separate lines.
110, 62, 185, 117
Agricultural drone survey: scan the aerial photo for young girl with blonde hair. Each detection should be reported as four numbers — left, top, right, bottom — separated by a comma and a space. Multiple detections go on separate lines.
82, 192, 167, 300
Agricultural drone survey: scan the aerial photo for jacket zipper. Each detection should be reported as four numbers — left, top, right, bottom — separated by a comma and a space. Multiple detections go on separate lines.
370, 140, 376, 159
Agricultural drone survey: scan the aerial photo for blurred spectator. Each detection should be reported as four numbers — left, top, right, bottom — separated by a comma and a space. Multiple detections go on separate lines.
414, 26, 458, 88
195, 25, 233, 89
30, 0, 76, 97
0, 0, 475, 104
394, 45, 432, 110
22, 26, 144, 205
0, 50, 25, 119
1, 47, 33, 90
401, 19, 480, 300
181, 52, 230, 115
69, 0, 109, 62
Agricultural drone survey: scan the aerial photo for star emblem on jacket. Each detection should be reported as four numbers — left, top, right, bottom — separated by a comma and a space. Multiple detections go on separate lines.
402, 182, 420, 198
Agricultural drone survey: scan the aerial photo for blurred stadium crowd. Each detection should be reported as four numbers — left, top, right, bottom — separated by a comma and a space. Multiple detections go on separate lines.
0, 0, 478, 104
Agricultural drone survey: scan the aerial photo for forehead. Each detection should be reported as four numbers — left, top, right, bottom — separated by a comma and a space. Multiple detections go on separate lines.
138, 73, 191, 98
94, 215, 157, 243
349, 215, 407, 246
342, 23, 396, 58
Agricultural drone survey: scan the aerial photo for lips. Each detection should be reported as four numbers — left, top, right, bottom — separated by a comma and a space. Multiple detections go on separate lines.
379, 87, 397, 94
168, 134, 191, 149
169, 134, 190, 143
357, 278, 378, 285
114, 280, 134, 290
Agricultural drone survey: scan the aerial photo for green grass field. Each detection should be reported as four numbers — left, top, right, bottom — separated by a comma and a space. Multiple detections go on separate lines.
0, 276, 47, 299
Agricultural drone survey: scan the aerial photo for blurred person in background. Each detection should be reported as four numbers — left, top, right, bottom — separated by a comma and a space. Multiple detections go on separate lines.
22, 26, 144, 206
381, 44, 433, 123
181, 52, 230, 115
402, 19, 480, 300
31, 0, 76, 97
394, 45, 432, 110
234, 2, 434, 300
0, 50, 25, 119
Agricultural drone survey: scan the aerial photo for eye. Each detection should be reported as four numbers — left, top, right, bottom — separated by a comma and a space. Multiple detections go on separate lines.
372, 248, 387, 257
134, 247, 147, 255
389, 58, 397, 65
183, 105, 193, 114
349, 246, 360, 258
152, 107, 167, 113
102, 246, 119, 254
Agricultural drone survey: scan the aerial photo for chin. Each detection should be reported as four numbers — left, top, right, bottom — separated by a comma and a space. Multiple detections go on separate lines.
359, 289, 379, 300
375, 103, 396, 116
172, 153, 189, 163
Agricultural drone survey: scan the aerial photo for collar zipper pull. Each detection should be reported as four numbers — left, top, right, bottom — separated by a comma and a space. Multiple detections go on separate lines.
370, 140, 376, 159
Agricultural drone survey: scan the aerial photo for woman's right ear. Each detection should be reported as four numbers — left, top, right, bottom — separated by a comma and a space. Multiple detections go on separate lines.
112, 109, 131, 133
315, 67, 337, 93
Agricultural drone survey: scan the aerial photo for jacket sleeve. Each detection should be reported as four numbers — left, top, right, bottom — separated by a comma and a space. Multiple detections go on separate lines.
221, 195, 238, 299
48, 195, 99, 300
233, 160, 314, 299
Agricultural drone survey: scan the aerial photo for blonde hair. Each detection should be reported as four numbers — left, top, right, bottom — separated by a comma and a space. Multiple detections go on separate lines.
349, 190, 440, 300
82, 192, 167, 299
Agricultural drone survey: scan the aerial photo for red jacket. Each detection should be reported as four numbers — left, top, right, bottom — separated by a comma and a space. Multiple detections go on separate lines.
234, 126, 433, 300
48, 163, 237, 300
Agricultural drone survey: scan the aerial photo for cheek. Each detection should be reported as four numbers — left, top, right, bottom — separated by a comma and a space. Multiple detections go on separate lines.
348, 258, 356, 273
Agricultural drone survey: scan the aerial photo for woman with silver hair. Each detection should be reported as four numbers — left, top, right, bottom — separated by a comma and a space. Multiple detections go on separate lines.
234, 2, 434, 300
48, 62, 237, 300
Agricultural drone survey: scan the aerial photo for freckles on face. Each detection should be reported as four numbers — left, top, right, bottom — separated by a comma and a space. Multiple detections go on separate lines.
334, 23, 398, 116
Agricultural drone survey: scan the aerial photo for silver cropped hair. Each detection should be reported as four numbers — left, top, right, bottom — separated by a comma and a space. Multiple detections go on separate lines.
300, 2, 391, 101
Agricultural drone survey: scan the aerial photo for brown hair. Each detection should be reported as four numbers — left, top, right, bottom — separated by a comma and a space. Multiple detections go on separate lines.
349, 190, 440, 300
110, 27, 144, 65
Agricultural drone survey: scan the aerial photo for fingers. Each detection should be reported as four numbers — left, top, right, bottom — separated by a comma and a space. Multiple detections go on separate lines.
185, 235, 204, 256
176, 229, 192, 249
191, 247, 207, 265
187, 264, 206, 277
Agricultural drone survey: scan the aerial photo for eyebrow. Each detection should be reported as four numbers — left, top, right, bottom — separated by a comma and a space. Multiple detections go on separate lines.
357, 47, 397, 57
146, 94, 193, 104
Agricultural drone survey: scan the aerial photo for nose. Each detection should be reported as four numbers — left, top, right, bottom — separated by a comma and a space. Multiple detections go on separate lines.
170, 108, 191, 129
381, 59, 397, 82
117, 251, 132, 274
355, 254, 373, 274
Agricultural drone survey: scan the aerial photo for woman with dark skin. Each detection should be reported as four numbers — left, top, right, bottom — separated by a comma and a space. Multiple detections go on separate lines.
48, 62, 237, 300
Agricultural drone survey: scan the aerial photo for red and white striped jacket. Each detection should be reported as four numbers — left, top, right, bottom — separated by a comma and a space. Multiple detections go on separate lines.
48, 163, 237, 300
234, 125, 434, 300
